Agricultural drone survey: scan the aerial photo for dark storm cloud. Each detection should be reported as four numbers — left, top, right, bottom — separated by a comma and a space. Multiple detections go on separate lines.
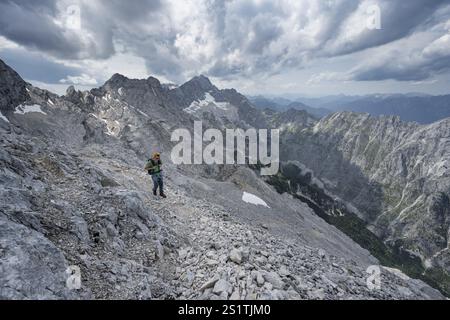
351, 64, 432, 82
0, 0, 449, 84
245, 17, 283, 54
349, 35, 450, 82
77, 0, 164, 53
1, 0, 58, 14
0, 0, 163, 60
203, 0, 449, 80
325, 0, 448, 56
0, 1, 83, 58
346, 2, 450, 82
96, 0, 162, 21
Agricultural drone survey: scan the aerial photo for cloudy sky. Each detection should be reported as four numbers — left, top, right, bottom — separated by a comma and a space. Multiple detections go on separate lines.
1, 0, 450, 96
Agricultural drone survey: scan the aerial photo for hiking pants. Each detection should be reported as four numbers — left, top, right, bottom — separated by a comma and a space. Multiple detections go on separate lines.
151, 173, 164, 194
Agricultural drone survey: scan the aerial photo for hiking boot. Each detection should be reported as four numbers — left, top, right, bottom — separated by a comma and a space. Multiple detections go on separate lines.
153, 189, 157, 196
160, 192, 167, 198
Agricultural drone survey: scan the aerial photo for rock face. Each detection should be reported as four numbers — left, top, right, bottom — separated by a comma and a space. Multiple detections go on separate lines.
172, 75, 268, 128
0, 217, 76, 299
0, 59, 447, 299
177, 75, 217, 104
280, 111, 450, 278
0, 59, 29, 113
266, 108, 317, 129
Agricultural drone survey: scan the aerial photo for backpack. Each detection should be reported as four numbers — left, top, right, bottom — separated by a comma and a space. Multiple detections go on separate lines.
145, 159, 161, 175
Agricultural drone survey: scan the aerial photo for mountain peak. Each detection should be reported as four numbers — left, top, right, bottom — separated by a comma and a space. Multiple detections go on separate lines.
102, 73, 163, 89
183, 74, 216, 91
107, 73, 129, 84
66, 85, 77, 96
193, 74, 211, 81
146, 76, 162, 88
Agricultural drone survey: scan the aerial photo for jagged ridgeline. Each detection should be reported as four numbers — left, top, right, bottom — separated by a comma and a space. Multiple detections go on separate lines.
0, 58, 448, 299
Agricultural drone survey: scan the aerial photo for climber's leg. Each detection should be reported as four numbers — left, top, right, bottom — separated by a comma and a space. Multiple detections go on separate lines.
158, 175, 166, 198
151, 174, 159, 195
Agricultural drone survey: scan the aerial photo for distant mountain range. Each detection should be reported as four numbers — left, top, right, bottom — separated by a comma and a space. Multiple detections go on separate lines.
248, 95, 332, 119
249, 93, 450, 124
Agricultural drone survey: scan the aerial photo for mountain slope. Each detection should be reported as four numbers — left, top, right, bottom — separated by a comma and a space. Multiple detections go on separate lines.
0, 59, 445, 299
278, 112, 450, 293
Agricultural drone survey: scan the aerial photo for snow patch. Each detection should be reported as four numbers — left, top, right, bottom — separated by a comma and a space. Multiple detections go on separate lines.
165, 83, 178, 90
183, 92, 229, 114
118, 87, 124, 96
98, 117, 121, 136
14, 104, 47, 115
47, 99, 55, 106
242, 192, 270, 208
100, 118, 114, 136
102, 93, 112, 102
0, 112, 10, 123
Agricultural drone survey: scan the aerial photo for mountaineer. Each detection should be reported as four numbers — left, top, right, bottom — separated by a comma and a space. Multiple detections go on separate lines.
144, 152, 166, 198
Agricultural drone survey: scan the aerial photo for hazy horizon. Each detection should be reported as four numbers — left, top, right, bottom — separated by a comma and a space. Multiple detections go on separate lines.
18, 73, 447, 99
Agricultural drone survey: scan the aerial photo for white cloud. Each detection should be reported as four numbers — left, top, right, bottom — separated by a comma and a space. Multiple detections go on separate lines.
60, 73, 98, 86
423, 34, 450, 59
0, 36, 19, 50
412, 79, 438, 85
307, 72, 350, 85
69, 51, 150, 83
347, 18, 450, 81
